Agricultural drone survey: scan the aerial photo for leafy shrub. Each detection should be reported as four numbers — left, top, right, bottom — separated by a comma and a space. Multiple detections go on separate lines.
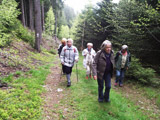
48, 48, 57, 55
126, 57, 160, 86
0, 0, 35, 47
14, 21, 35, 47
0, 32, 12, 47
0, 0, 20, 47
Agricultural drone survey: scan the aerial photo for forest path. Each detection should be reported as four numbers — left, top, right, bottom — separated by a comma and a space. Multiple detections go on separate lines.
42, 57, 74, 120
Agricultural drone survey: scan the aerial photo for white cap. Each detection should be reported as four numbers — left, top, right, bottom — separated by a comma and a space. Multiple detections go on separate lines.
122, 45, 128, 50
87, 43, 93, 46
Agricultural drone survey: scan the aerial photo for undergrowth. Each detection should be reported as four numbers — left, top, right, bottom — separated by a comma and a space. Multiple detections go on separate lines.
0, 65, 51, 120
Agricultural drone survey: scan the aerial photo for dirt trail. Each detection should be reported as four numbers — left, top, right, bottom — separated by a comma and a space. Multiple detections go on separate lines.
42, 59, 75, 120
112, 79, 160, 120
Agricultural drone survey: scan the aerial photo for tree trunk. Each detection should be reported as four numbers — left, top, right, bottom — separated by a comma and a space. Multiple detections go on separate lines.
24, 0, 28, 27
41, 1, 45, 31
29, 0, 34, 31
21, 0, 25, 27
34, 0, 42, 52
54, 11, 57, 38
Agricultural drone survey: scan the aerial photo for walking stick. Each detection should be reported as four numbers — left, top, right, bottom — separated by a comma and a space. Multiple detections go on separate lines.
59, 65, 63, 82
76, 63, 79, 83
90, 63, 92, 79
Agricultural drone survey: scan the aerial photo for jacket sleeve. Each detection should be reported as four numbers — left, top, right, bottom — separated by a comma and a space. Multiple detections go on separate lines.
82, 49, 87, 56
115, 52, 119, 63
92, 51, 100, 76
60, 47, 65, 63
92, 50, 96, 57
75, 47, 79, 61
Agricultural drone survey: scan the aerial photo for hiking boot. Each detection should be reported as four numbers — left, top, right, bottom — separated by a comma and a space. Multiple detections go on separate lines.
86, 76, 88, 80
67, 82, 71, 87
105, 99, 111, 103
89, 75, 92, 79
98, 99, 103, 103
119, 84, 123, 87
114, 83, 118, 86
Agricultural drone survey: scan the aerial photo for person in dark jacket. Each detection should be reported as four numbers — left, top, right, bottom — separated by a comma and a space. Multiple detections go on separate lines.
58, 38, 67, 74
58, 38, 67, 57
92, 40, 115, 103
114, 45, 131, 87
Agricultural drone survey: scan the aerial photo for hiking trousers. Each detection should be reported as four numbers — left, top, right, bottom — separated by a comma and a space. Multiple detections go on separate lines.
97, 73, 111, 102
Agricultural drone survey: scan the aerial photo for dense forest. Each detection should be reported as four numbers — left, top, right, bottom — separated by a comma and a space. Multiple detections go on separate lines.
0, 0, 75, 51
71, 0, 160, 86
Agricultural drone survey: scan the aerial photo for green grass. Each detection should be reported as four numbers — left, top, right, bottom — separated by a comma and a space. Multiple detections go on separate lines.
66, 56, 149, 120
0, 65, 51, 120
125, 80, 160, 110
140, 86, 160, 109
0, 48, 56, 120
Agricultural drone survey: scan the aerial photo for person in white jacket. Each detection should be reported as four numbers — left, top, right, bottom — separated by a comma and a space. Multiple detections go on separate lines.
82, 43, 96, 79
60, 38, 79, 87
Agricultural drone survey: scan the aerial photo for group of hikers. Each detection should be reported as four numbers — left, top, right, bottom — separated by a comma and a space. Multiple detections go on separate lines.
58, 38, 131, 103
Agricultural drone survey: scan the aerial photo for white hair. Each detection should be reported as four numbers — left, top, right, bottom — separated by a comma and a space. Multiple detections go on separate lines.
67, 38, 73, 44
122, 45, 128, 50
101, 40, 112, 49
87, 43, 93, 47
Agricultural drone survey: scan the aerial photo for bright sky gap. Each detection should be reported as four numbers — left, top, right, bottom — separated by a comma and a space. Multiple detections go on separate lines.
64, 0, 120, 13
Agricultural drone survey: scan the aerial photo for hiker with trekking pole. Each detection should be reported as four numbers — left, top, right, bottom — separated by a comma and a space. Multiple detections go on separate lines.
92, 40, 115, 103
60, 38, 79, 87
114, 45, 131, 87
82, 43, 96, 79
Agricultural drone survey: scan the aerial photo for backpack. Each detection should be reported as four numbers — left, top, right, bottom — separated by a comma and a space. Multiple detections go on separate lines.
58, 45, 64, 55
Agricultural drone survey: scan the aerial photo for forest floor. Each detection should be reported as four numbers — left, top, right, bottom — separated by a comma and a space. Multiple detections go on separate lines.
42, 57, 74, 119
42, 56, 160, 120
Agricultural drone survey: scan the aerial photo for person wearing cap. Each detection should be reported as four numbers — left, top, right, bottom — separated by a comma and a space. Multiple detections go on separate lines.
58, 38, 67, 57
82, 43, 96, 79
114, 45, 131, 87
60, 38, 79, 87
92, 40, 115, 103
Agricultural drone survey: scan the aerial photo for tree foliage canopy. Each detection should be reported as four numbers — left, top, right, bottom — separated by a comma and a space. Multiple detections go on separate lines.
72, 0, 160, 70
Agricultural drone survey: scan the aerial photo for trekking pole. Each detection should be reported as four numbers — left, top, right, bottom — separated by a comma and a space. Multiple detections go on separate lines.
59, 65, 63, 82
76, 63, 79, 83
90, 63, 92, 79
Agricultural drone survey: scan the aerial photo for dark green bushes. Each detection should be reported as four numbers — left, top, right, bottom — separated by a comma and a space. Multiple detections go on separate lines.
14, 21, 35, 47
0, 0, 19, 47
126, 57, 160, 87
0, 0, 35, 47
